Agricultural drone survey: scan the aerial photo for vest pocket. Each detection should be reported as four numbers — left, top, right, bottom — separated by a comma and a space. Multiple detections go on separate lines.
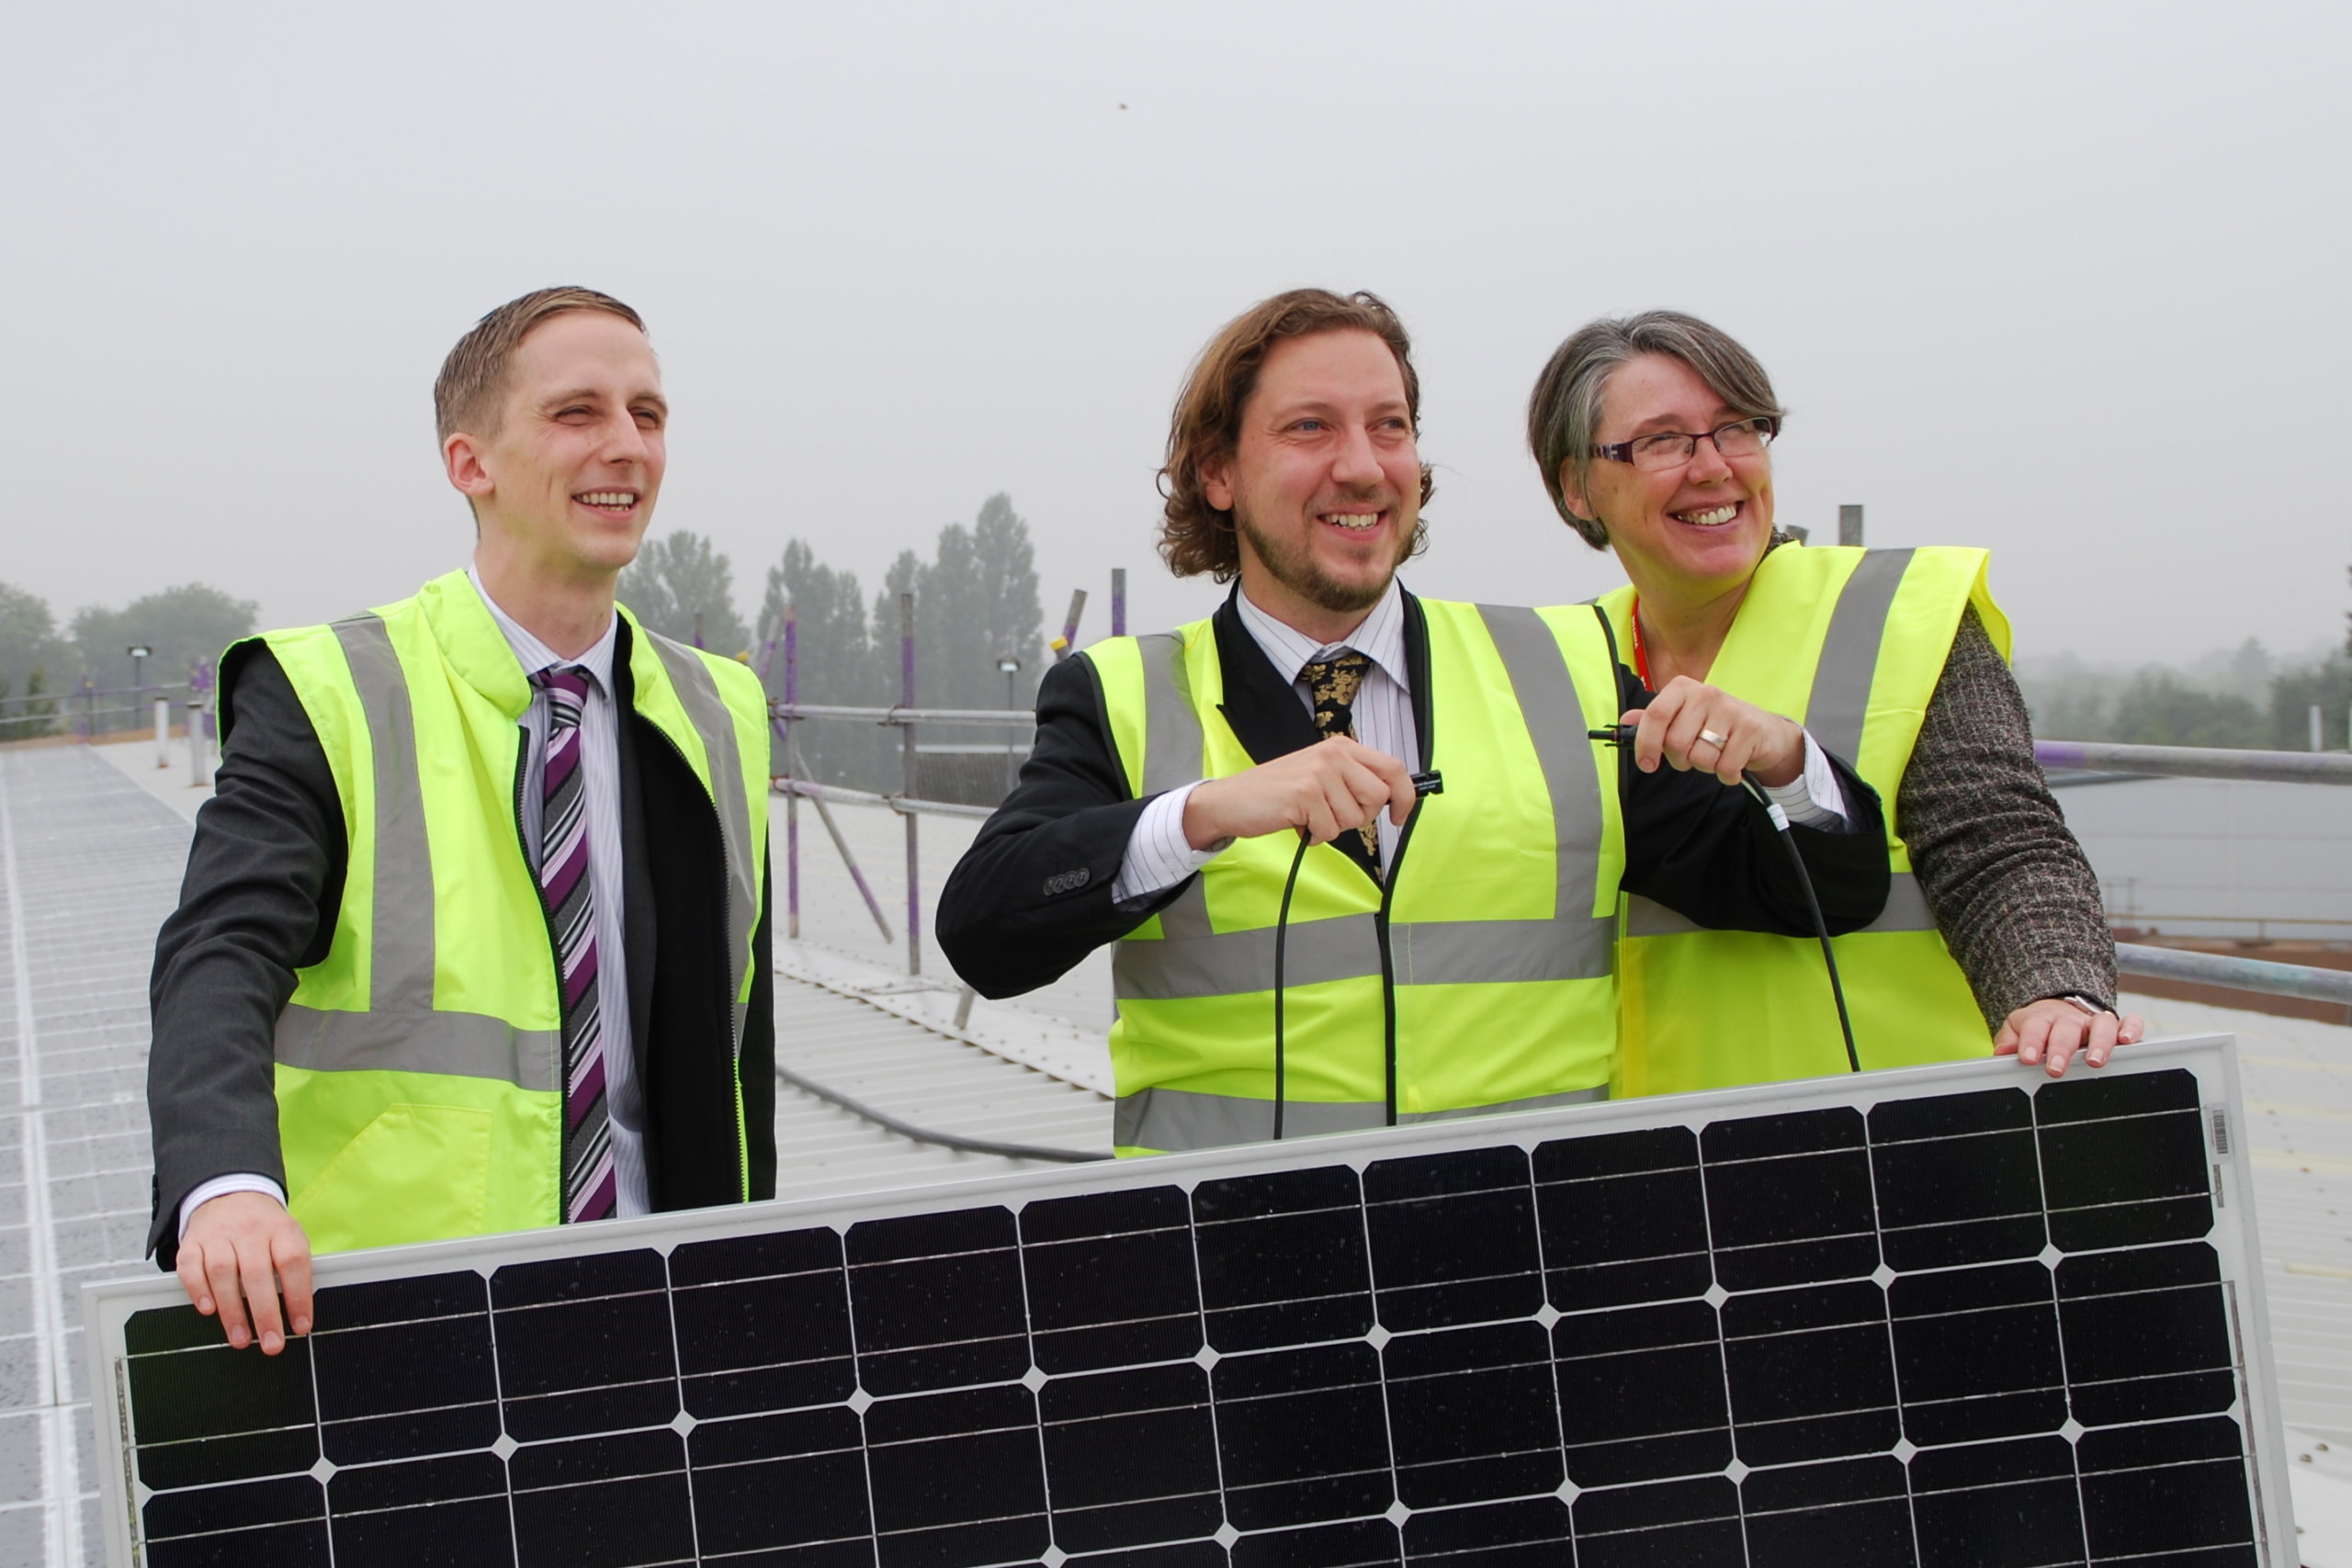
289, 1103, 493, 1253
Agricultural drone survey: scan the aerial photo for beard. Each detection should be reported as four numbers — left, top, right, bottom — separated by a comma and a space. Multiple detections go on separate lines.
1234, 503, 1419, 615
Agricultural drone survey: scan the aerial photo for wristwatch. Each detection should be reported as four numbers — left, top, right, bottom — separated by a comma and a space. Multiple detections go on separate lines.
2056, 992, 2118, 1018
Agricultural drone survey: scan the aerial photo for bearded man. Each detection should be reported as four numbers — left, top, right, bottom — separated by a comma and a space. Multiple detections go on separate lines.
937, 288, 1888, 1155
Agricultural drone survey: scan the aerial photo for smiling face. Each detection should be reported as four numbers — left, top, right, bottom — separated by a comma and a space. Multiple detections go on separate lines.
1564, 352, 1774, 603
1201, 329, 1422, 641
444, 310, 668, 587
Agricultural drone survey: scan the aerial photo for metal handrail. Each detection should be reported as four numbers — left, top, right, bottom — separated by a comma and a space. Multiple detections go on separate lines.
2106, 914, 2352, 932
2116, 942, 2352, 1007
2036, 739, 2352, 785
774, 777, 995, 821
0, 682, 196, 715
770, 702, 1034, 728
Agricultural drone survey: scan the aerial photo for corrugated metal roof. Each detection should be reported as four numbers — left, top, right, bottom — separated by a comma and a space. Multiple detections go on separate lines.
768, 968, 1111, 1200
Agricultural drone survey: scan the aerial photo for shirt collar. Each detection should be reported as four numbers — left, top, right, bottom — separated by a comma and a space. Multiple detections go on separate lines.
1233, 576, 1410, 692
467, 566, 617, 696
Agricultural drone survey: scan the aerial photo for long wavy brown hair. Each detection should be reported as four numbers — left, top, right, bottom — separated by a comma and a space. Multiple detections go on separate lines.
1158, 289, 1434, 581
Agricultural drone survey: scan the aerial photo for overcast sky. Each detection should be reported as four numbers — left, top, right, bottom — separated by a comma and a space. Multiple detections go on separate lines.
6, 1, 2346, 668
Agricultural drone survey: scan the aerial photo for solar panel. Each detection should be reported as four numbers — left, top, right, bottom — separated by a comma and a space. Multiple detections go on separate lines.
87, 1036, 2296, 1567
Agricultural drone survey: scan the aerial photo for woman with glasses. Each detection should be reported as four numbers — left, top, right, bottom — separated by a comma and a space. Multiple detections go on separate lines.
1525, 310, 2141, 1093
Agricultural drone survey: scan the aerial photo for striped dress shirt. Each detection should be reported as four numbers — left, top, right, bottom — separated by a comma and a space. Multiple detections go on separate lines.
473, 571, 650, 1218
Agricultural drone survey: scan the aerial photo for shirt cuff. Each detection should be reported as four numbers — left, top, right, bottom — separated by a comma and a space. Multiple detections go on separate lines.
179, 1174, 288, 1244
1761, 733, 1854, 832
1111, 782, 1228, 904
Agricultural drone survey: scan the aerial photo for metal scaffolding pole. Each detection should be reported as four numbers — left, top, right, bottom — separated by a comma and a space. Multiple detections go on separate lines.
784, 604, 799, 941
899, 592, 921, 976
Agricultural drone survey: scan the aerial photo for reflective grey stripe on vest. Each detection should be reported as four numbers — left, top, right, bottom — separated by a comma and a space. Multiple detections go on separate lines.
1624, 869, 1939, 938
1805, 547, 1915, 761
1115, 1082, 1607, 1151
277, 1004, 560, 1090
1475, 604, 1615, 978
1128, 634, 1218, 946
277, 616, 562, 1086
1112, 610, 1618, 1000
650, 636, 761, 1043
330, 615, 435, 1014
1623, 549, 1924, 942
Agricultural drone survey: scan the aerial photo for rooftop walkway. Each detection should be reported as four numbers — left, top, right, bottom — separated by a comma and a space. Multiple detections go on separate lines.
0, 737, 2343, 1565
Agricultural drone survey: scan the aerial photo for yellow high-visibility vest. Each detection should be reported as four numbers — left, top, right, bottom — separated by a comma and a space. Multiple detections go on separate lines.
1089, 600, 1631, 1155
250, 570, 769, 1252
1596, 545, 2009, 1096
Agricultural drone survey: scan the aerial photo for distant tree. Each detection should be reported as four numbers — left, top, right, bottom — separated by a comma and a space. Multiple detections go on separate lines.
867, 495, 1046, 712
68, 583, 257, 728
617, 530, 751, 656
870, 548, 925, 701
2271, 655, 2352, 750
757, 539, 887, 787
2107, 671, 2267, 749
967, 492, 1045, 708
0, 668, 59, 742
0, 582, 65, 738
752, 497, 1046, 791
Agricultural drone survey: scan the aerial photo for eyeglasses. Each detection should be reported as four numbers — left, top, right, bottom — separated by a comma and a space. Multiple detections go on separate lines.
1592, 415, 1780, 472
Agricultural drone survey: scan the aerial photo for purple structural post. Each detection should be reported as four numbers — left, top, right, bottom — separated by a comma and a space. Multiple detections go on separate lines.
1052, 588, 1088, 662
899, 592, 922, 976
1111, 568, 1126, 637
784, 606, 800, 942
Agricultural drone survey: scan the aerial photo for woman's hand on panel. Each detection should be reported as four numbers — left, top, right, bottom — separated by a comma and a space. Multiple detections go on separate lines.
1996, 998, 2146, 1077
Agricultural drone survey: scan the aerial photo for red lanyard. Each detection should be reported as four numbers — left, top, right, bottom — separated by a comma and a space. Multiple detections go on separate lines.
1629, 598, 1655, 692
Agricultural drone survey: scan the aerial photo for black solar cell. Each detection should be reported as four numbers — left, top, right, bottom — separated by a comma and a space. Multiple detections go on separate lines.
96, 1048, 2284, 1568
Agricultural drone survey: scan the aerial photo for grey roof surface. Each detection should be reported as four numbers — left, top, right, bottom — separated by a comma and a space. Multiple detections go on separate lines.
5, 735, 2341, 1564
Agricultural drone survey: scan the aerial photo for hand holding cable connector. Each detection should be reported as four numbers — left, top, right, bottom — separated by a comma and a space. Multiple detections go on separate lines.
1624, 677, 1806, 789
1182, 735, 1419, 851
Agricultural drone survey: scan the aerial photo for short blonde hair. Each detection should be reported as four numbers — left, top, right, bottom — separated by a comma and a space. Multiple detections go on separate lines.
433, 287, 646, 444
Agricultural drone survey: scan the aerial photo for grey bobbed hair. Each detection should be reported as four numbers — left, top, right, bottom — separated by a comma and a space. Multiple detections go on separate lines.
1525, 310, 1786, 550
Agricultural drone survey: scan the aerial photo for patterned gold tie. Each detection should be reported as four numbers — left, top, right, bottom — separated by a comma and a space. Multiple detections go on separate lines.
1301, 649, 1381, 869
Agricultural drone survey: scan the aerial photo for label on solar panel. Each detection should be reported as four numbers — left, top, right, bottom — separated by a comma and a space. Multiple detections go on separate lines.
87, 1035, 2295, 1567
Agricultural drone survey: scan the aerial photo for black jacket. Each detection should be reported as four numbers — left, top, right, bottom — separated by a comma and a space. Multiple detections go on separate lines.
940, 590, 1889, 996
146, 619, 775, 1266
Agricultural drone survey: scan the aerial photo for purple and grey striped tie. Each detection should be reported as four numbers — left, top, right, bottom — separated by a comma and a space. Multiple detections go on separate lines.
533, 665, 615, 1223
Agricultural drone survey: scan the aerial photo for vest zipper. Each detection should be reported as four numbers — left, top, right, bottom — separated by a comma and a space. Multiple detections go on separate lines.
1374, 798, 1427, 1125
640, 722, 750, 1203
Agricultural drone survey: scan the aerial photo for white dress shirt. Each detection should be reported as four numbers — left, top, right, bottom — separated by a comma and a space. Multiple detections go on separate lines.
1111, 583, 1850, 904
472, 570, 649, 1219
180, 572, 650, 1238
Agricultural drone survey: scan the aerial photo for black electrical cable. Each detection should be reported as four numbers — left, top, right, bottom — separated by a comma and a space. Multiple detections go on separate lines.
1270, 770, 1441, 1141
773, 1062, 1111, 1163
1740, 775, 1863, 1075
1272, 830, 1311, 1141
1589, 724, 1861, 1075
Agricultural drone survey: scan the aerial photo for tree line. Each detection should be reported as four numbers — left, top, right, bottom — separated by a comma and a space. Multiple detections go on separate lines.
2015, 637, 2352, 750
1, 493, 1046, 766
0, 582, 258, 741
621, 491, 1046, 789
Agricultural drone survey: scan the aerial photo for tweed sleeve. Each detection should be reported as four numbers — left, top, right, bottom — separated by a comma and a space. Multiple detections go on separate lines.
1900, 607, 2118, 1024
